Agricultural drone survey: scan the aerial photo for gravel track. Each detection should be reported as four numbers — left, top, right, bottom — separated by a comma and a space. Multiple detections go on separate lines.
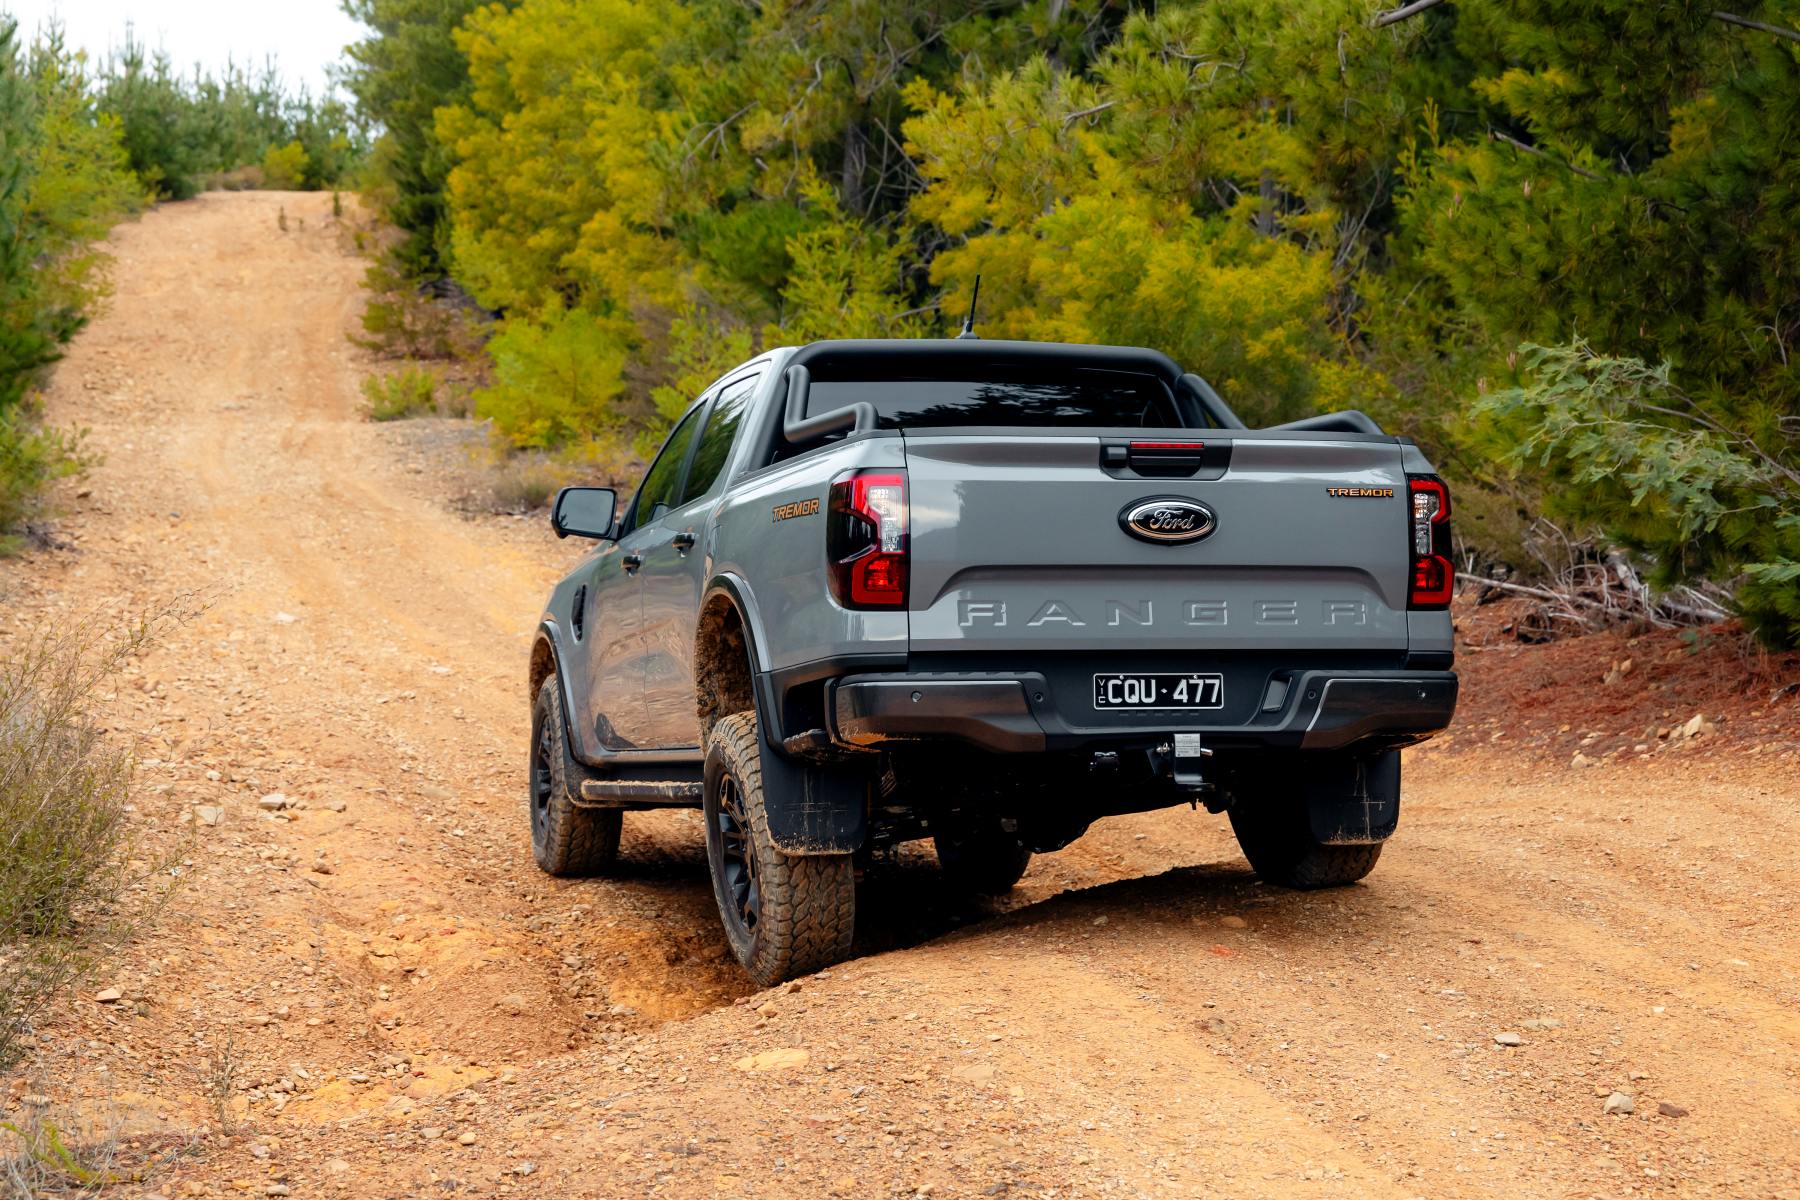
2, 192, 1796, 1200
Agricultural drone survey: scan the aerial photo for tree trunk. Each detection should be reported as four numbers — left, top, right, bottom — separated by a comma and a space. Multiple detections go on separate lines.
841, 123, 867, 218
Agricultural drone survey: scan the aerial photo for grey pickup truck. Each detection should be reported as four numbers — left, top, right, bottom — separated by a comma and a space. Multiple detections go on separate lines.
529, 338, 1458, 984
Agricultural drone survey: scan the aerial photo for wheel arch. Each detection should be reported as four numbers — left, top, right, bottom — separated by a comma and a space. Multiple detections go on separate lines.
695, 574, 768, 746
530, 625, 559, 703
531, 619, 589, 758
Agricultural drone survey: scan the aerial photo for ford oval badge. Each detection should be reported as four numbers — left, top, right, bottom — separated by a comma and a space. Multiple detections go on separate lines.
1120, 497, 1216, 544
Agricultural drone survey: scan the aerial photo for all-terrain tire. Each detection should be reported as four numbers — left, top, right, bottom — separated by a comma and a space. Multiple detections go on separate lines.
704, 711, 855, 986
1228, 795, 1382, 889
530, 676, 622, 876
933, 821, 1032, 896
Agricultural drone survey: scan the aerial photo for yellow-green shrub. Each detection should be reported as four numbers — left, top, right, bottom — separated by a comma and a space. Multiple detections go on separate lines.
259, 140, 309, 189
473, 305, 639, 450
361, 367, 438, 420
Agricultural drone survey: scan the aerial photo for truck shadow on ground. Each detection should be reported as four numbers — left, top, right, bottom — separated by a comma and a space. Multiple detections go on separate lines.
596, 819, 1404, 989
856, 854, 1408, 962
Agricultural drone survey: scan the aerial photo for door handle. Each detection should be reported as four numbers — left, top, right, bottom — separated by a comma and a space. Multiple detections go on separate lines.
622, 552, 643, 574
671, 530, 697, 554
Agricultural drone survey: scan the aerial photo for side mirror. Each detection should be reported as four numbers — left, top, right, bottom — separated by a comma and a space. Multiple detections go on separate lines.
550, 487, 617, 540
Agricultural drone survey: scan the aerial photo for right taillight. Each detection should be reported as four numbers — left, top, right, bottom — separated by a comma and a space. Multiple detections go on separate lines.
827, 470, 908, 609
1408, 475, 1453, 609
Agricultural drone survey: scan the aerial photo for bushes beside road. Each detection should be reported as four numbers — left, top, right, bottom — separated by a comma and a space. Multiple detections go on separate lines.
342, 0, 1800, 647
0, 23, 136, 548
97, 34, 362, 202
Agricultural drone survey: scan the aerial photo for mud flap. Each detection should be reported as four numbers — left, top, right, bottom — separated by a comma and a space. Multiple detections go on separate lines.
756, 739, 870, 855
1302, 750, 1400, 846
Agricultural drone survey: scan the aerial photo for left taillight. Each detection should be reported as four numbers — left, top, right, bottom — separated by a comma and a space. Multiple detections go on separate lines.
1407, 475, 1453, 609
827, 470, 908, 609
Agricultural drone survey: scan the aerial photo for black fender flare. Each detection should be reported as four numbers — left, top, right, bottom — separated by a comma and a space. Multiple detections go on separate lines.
534, 620, 581, 736
532, 618, 598, 797
702, 574, 870, 856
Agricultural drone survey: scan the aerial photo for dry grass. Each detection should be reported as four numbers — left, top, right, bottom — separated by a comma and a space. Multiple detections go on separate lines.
198, 1034, 240, 1136
1, 1096, 132, 1197
204, 164, 266, 192
486, 451, 578, 513
0, 612, 181, 1075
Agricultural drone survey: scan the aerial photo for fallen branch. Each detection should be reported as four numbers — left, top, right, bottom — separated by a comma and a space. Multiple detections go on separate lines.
1456, 572, 1607, 609
1061, 101, 1115, 128
1712, 10, 1800, 43
1372, 0, 1447, 27
1457, 570, 1731, 632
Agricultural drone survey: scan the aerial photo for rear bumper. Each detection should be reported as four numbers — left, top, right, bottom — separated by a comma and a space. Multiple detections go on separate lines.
830, 669, 1457, 755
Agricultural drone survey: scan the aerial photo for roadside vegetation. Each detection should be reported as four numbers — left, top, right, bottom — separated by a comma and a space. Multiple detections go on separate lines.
0, 614, 173, 1077
0, 24, 134, 550
98, 33, 362, 201
0, 19, 365, 554
341, 0, 1799, 647
361, 365, 441, 421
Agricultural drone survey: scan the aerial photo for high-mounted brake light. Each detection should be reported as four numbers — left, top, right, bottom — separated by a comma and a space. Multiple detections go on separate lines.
1407, 475, 1453, 609
827, 470, 908, 609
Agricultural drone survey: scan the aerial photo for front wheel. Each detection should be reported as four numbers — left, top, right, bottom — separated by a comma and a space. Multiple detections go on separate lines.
1227, 794, 1382, 889
703, 711, 855, 986
530, 676, 622, 876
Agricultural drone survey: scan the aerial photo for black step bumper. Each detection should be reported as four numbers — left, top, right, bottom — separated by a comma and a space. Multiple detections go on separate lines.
830, 669, 1457, 755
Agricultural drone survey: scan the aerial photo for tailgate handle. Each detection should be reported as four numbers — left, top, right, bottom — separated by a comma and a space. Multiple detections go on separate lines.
1124, 440, 1206, 478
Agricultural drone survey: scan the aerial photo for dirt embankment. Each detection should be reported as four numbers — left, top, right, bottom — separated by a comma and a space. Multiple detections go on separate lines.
2, 192, 1797, 1199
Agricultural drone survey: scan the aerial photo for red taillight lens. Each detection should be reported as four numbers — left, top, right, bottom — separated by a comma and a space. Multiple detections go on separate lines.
827, 470, 907, 609
1411, 553, 1453, 606
1407, 475, 1453, 609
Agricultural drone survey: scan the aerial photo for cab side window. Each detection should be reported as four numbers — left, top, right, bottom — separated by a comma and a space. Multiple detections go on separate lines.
624, 407, 703, 534
680, 374, 760, 505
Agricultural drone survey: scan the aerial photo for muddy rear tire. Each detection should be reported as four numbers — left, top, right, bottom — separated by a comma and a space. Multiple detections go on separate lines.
933, 821, 1032, 895
530, 676, 622, 876
1228, 795, 1382, 889
704, 711, 855, 986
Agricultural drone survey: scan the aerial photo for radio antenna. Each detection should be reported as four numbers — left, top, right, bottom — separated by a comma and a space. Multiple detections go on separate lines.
955, 275, 982, 340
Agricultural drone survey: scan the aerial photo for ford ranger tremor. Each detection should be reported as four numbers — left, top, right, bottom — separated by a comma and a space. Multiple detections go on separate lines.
528, 339, 1458, 985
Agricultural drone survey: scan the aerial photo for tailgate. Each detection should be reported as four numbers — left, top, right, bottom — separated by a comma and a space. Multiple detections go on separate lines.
903, 432, 1411, 654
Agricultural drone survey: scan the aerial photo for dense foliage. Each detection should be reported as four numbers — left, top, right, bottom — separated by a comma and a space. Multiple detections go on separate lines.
0, 24, 138, 542
345, 0, 1798, 643
1480, 343, 1800, 647
338, 0, 489, 274
97, 35, 363, 200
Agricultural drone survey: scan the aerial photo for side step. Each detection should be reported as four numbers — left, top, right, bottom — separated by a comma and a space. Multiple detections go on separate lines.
577, 777, 704, 808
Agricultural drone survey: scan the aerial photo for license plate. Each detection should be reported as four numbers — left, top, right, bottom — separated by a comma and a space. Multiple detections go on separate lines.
1092, 672, 1224, 710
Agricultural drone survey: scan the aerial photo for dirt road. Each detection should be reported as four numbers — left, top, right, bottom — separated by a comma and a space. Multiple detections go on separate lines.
4, 192, 1799, 1199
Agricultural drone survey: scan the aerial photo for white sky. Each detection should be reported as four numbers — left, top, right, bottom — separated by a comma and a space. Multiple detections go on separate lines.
3, 0, 365, 98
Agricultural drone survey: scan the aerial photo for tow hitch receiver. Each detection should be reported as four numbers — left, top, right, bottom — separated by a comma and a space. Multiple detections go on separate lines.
1172, 732, 1213, 790
1152, 734, 1224, 810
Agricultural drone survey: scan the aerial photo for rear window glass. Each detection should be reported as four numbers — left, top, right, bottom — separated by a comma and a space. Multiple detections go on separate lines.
804, 370, 1180, 430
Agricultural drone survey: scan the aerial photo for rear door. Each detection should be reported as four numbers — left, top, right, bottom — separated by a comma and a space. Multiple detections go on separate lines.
584, 406, 703, 749
637, 370, 761, 748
